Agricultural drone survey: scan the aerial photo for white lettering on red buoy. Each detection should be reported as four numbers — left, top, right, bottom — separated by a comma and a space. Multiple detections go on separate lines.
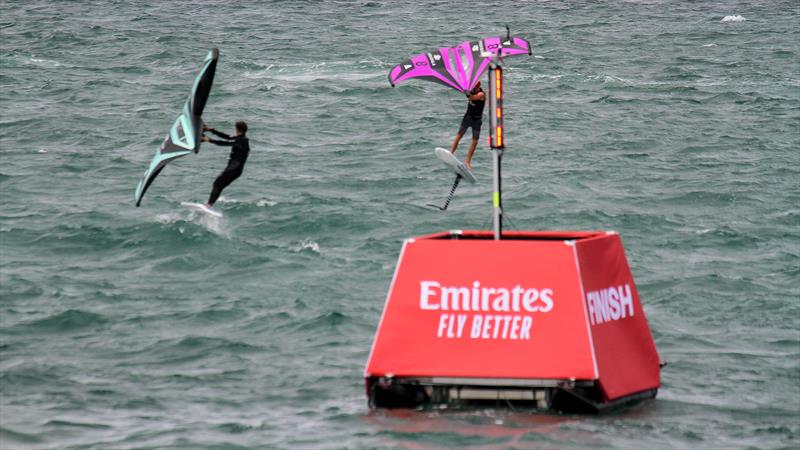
586, 284, 634, 325
420, 281, 441, 310
419, 281, 554, 313
437, 313, 468, 338
421, 281, 551, 340
441, 286, 471, 310
469, 314, 532, 340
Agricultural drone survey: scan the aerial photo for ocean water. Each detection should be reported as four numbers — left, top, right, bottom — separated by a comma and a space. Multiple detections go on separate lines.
1, 1, 798, 449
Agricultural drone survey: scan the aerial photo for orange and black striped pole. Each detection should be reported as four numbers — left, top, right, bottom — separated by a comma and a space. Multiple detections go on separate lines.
488, 59, 504, 239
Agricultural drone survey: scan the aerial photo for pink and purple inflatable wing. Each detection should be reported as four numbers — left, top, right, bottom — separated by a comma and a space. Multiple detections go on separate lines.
388, 35, 531, 94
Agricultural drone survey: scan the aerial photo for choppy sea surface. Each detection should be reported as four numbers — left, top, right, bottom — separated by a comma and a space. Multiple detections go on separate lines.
1, 1, 798, 449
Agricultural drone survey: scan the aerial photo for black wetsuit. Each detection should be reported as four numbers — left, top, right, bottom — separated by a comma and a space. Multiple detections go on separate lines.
458, 87, 485, 139
206, 129, 250, 206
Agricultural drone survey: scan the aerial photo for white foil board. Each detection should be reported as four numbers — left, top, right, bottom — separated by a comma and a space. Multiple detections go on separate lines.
434, 147, 476, 183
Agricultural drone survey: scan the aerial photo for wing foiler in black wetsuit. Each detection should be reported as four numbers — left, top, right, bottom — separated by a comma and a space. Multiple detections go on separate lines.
206, 129, 250, 206
458, 86, 485, 139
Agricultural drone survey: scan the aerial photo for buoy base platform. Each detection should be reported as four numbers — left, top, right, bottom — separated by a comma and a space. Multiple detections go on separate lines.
364, 230, 662, 414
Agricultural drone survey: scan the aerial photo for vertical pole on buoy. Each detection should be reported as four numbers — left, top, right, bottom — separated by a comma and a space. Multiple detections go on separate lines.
488, 56, 505, 240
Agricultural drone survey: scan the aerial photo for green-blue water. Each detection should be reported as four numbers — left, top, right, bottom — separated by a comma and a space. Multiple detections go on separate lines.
1, 1, 798, 448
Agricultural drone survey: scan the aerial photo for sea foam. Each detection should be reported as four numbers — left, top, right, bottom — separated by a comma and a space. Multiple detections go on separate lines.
721, 15, 746, 22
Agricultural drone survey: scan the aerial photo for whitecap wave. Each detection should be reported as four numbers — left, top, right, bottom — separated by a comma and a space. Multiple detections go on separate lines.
155, 213, 182, 224
27, 57, 62, 67
270, 72, 381, 83
217, 197, 278, 208
721, 15, 746, 22
293, 239, 320, 254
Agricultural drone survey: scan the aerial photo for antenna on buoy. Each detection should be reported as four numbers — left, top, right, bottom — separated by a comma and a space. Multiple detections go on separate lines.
488, 54, 504, 239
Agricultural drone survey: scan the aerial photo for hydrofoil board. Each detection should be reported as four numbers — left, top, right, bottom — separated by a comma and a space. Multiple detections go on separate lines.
181, 202, 223, 218
434, 147, 476, 183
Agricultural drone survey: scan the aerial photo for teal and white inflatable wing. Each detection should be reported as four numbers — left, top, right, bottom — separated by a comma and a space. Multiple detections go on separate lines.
134, 48, 218, 206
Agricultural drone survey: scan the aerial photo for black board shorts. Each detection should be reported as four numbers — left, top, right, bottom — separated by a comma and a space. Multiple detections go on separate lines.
458, 115, 482, 139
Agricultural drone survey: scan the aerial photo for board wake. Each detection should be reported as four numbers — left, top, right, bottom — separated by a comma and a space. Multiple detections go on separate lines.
181, 202, 223, 218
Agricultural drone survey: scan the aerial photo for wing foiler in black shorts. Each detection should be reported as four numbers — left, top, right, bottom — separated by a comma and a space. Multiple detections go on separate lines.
458, 115, 483, 139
